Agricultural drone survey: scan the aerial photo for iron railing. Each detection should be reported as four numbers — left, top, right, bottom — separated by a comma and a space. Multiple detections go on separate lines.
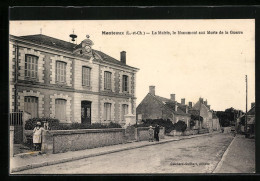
9, 111, 23, 126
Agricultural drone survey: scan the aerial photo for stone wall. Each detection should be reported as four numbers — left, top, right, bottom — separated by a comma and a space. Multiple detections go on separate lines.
41, 128, 126, 154
135, 127, 165, 141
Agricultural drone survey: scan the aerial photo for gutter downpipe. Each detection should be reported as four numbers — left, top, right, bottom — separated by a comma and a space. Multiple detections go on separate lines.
14, 41, 19, 112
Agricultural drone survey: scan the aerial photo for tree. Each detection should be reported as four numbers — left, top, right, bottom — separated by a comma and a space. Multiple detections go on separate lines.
173, 120, 187, 132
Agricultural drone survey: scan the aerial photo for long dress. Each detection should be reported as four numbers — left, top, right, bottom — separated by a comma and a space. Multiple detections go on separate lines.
33, 127, 44, 143
154, 126, 160, 141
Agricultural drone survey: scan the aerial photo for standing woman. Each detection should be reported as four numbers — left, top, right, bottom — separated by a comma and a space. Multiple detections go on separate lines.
33, 122, 45, 151
154, 124, 160, 141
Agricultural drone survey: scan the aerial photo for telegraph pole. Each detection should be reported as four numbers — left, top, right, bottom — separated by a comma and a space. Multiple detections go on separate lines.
245, 75, 248, 134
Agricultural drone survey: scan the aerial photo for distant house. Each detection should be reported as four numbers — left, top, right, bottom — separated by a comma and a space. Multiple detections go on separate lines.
212, 111, 220, 131
237, 102, 255, 135
136, 86, 191, 126
189, 98, 219, 130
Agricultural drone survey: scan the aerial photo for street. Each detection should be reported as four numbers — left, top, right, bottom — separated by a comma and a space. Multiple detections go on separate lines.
17, 133, 234, 174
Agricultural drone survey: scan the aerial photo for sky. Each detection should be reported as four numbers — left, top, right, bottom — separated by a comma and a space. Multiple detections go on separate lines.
10, 20, 255, 111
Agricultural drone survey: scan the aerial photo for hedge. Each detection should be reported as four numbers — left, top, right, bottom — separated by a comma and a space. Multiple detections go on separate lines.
25, 118, 122, 130
173, 120, 187, 132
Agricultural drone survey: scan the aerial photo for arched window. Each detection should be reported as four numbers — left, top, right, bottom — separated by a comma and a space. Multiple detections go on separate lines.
56, 61, 67, 83
24, 96, 38, 118
104, 71, 112, 90
82, 66, 91, 86
25, 54, 38, 79
55, 99, 67, 121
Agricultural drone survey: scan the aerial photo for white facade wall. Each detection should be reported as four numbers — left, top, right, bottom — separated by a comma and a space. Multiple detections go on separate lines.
74, 59, 99, 92
73, 92, 99, 123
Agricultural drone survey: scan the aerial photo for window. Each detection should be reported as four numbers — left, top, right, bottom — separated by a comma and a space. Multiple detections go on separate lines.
104, 103, 112, 121
56, 61, 66, 83
82, 67, 91, 86
55, 99, 66, 121
122, 75, 129, 92
24, 96, 38, 118
25, 55, 38, 79
104, 71, 112, 90
122, 104, 128, 121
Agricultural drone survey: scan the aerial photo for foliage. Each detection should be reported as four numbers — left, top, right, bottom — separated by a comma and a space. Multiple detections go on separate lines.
216, 111, 233, 127
25, 118, 122, 130
190, 120, 196, 127
135, 119, 174, 134
217, 108, 244, 127
25, 117, 60, 130
173, 120, 187, 132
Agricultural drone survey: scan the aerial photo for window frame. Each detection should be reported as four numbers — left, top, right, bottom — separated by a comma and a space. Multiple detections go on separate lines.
82, 66, 91, 87
104, 103, 112, 121
24, 96, 38, 118
122, 104, 129, 121
122, 75, 129, 92
56, 61, 67, 83
55, 98, 67, 121
104, 71, 112, 90
25, 54, 38, 79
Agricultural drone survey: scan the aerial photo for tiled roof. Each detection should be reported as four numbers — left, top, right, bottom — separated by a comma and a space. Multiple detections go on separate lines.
153, 94, 189, 116
247, 106, 255, 115
19, 34, 75, 51
14, 34, 137, 69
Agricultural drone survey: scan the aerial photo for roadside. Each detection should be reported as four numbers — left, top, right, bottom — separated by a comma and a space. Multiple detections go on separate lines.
10, 131, 219, 173
213, 134, 255, 173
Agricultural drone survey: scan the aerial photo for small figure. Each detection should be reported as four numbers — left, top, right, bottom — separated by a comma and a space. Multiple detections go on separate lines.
154, 124, 160, 142
148, 126, 154, 142
33, 122, 45, 151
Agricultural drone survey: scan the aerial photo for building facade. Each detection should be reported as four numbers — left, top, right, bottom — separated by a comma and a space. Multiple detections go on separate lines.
136, 86, 191, 127
189, 98, 219, 130
9, 34, 139, 125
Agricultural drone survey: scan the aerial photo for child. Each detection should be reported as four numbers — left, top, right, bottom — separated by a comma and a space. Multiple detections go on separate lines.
33, 122, 45, 151
148, 126, 154, 142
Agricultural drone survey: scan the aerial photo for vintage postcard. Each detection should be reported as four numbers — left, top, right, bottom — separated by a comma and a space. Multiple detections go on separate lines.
9, 18, 255, 174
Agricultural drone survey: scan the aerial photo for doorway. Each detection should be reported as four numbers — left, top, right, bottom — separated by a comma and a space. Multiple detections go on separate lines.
81, 101, 91, 124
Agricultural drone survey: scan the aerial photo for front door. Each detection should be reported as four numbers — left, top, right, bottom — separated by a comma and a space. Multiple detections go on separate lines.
81, 101, 91, 124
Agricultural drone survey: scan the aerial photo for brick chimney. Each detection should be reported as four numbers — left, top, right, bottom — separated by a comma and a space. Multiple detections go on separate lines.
204, 100, 208, 106
149, 86, 155, 95
251, 102, 255, 108
170, 94, 175, 102
189, 102, 192, 108
208, 105, 211, 110
120, 51, 126, 64
199, 98, 203, 103
181, 98, 185, 105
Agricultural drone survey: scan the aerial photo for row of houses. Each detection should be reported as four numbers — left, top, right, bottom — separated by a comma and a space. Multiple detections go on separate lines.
9, 33, 220, 131
136, 86, 220, 130
9, 34, 139, 126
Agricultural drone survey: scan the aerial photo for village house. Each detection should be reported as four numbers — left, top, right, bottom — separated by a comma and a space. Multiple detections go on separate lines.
237, 102, 255, 136
188, 98, 220, 131
136, 86, 191, 127
9, 34, 139, 125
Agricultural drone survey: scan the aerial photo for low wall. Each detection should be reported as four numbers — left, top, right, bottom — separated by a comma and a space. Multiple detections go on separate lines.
183, 129, 199, 136
223, 127, 231, 133
41, 128, 126, 154
198, 128, 209, 134
135, 127, 165, 141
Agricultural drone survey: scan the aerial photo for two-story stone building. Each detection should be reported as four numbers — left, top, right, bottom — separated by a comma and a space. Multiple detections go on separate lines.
9, 34, 139, 125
